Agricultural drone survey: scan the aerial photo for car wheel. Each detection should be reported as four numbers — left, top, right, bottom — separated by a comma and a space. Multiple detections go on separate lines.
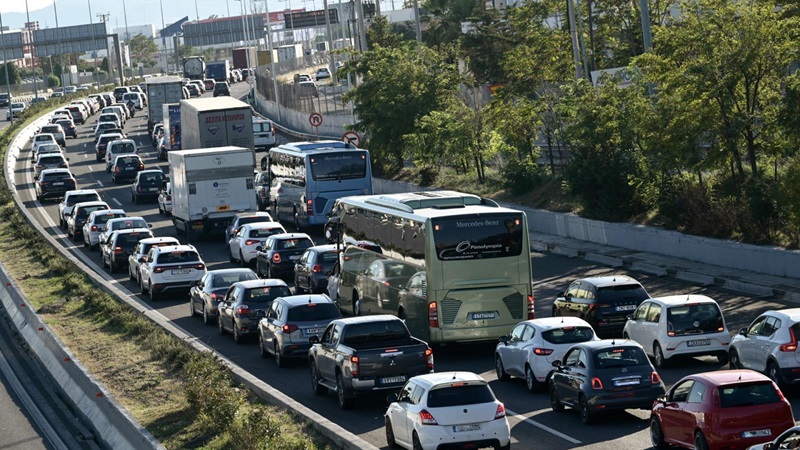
108, 260, 117, 274
768, 361, 784, 389
579, 395, 593, 425
202, 305, 213, 325
549, 383, 564, 412
295, 276, 306, 294
128, 264, 135, 281
716, 351, 729, 365
274, 343, 286, 368
729, 349, 741, 369
336, 372, 354, 410
58, 216, 64, 228
218, 315, 227, 335
495, 354, 510, 381
385, 418, 399, 449
525, 364, 539, 392
653, 343, 668, 369
310, 361, 328, 395
259, 334, 270, 358
412, 432, 423, 450
694, 431, 709, 450
293, 210, 301, 230
650, 417, 667, 449
148, 281, 158, 301
353, 293, 361, 316
233, 322, 243, 344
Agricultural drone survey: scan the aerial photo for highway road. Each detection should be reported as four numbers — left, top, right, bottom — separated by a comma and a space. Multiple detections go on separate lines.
11, 84, 800, 449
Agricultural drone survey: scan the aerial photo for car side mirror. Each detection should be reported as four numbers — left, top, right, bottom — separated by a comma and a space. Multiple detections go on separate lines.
551, 360, 562, 368
499, 335, 509, 345
139, 256, 146, 262
148, 224, 153, 228
739, 327, 748, 337
657, 396, 667, 405
386, 393, 399, 405
308, 335, 320, 344
626, 314, 634, 321
256, 246, 263, 252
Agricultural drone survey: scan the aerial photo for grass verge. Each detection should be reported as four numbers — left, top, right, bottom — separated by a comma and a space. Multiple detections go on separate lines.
0, 96, 333, 449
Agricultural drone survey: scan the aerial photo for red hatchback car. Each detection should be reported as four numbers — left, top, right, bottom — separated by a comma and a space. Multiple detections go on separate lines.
651, 370, 794, 450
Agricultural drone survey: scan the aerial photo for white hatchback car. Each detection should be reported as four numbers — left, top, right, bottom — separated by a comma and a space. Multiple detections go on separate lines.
228, 221, 286, 266
730, 308, 800, 389
385, 372, 511, 450
31, 133, 58, 155
97, 216, 151, 248
623, 294, 730, 368
495, 317, 599, 391
82, 209, 127, 250
127, 237, 180, 284
139, 245, 207, 301
105, 139, 138, 172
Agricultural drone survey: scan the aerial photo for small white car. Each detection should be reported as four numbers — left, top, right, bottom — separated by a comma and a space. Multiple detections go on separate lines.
385, 372, 511, 450
623, 294, 730, 368
228, 222, 286, 266
315, 67, 331, 81
97, 216, 151, 248
82, 209, 127, 250
31, 133, 58, 155
224, 211, 275, 242
495, 317, 599, 391
7, 101, 26, 120
730, 308, 800, 388
157, 182, 172, 215
139, 245, 207, 301
30, 143, 62, 163
128, 237, 180, 283
105, 139, 138, 172
58, 189, 101, 228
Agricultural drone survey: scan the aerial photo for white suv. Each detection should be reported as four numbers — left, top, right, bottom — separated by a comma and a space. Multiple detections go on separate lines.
105, 139, 138, 172
97, 216, 151, 247
58, 189, 101, 228
623, 294, 730, 368
139, 245, 207, 301
730, 308, 800, 389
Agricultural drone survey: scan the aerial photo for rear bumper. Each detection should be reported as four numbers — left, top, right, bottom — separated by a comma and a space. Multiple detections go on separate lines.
349, 369, 433, 393
152, 280, 200, 295
277, 342, 312, 359
588, 386, 665, 411
416, 421, 510, 450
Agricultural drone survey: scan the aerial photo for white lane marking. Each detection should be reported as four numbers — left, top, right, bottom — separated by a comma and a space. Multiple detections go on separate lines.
83, 153, 88, 159
96, 179, 103, 186
111, 198, 122, 206
506, 409, 582, 444
83, 143, 87, 148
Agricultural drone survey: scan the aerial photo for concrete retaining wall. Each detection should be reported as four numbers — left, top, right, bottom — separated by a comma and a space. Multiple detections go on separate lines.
253, 95, 355, 140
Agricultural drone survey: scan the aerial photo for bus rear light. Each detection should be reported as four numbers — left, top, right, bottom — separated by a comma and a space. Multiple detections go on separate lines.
527, 295, 535, 320
428, 302, 439, 328
306, 199, 313, 216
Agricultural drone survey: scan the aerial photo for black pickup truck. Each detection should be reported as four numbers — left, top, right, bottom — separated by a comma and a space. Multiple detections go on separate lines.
308, 315, 434, 409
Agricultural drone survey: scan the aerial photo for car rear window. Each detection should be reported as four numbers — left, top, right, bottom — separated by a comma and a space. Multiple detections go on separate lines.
39, 156, 64, 164
718, 382, 781, 408
319, 251, 338, 263
342, 321, 409, 345
542, 326, 595, 345
35, 135, 52, 142
596, 284, 650, 305
42, 172, 71, 181
244, 286, 291, 304
156, 251, 200, 264
138, 173, 164, 185
41, 126, 59, 133
277, 238, 314, 250
67, 194, 100, 205
111, 219, 147, 230
212, 271, 258, 288
427, 384, 495, 408
667, 303, 724, 336
239, 216, 272, 227
286, 303, 341, 322
593, 346, 649, 368
117, 156, 140, 166
77, 205, 108, 218
249, 227, 283, 238
94, 213, 125, 224
116, 233, 149, 248
111, 143, 136, 153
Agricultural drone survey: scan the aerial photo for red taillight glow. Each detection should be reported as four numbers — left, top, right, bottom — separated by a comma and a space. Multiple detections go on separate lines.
194, 263, 205, 270
91, 225, 98, 231
113, 246, 123, 254
153, 267, 165, 273
282, 324, 299, 334
533, 348, 554, 356
114, 167, 120, 173
651, 372, 661, 384
527, 295, 535, 320
591, 377, 604, 390
245, 239, 258, 246
780, 327, 798, 352
272, 253, 281, 263
306, 199, 313, 216
312, 264, 323, 273
350, 355, 360, 376
667, 322, 675, 337
210, 293, 217, 300
428, 302, 439, 328
236, 305, 251, 316
494, 403, 506, 420
425, 348, 434, 370
419, 409, 438, 425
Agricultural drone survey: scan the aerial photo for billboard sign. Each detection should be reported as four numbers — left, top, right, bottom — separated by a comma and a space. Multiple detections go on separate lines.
0, 32, 24, 59
285, 9, 339, 29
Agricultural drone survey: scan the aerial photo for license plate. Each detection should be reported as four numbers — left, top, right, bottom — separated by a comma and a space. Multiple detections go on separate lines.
53, 182, 64, 186
289, 255, 301, 261
171, 269, 191, 275
613, 378, 641, 386
471, 312, 497, 320
304, 327, 325, 335
216, 205, 230, 212
453, 424, 481, 432
687, 339, 710, 347
615, 305, 637, 311
742, 429, 772, 438
380, 376, 406, 384
149, 187, 159, 192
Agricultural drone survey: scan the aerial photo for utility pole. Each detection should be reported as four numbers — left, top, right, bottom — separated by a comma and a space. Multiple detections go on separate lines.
97, 12, 113, 83
53, 0, 65, 87
0, 10, 13, 126
25, 0, 39, 98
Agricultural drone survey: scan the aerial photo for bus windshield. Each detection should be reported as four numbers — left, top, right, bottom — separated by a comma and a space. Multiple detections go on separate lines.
432, 214, 524, 261
310, 152, 367, 181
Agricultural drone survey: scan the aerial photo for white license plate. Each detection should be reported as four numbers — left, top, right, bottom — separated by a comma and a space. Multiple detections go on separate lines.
613, 378, 641, 386
304, 327, 325, 335
381, 376, 406, 384
615, 305, 637, 311
289, 255, 301, 261
687, 339, 710, 347
471, 312, 497, 320
149, 187, 159, 192
171, 269, 191, 275
742, 429, 772, 438
53, 182, 64, 186
453, 423, 481, 432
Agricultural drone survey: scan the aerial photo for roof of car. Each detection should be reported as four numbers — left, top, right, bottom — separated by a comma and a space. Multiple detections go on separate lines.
578, 276, 642, 288
268, 233, 313, 241
233, 279, 289, 289
89, 208, 125, 217
73, 200, 108, 208
109, 228, 152, 237
65, 189, 98, 197
107, 216, 146, 224
235, 211, 273, 219
39, 168, 71, 175
108, 139, 136, 145
277, 294, 334, 307
150, 244, 197, 254
765, 308, 800, 323
648, 294, 718, 306
521, 317, 594, 331
206, 268, 257, 276
410, 371, 487, 389
572, 339, 642, 351
137, 237, 180, 245
332, 314, 401, 325
244, 221, 283, 229
34, 133, 56, 139
308, 244, 338, 253
689, 369, 772, 387
98, 132, 123, 139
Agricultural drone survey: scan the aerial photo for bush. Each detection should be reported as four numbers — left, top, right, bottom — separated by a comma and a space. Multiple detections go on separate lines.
183, 354, 245, 434
503, 156, 541, 196
47, 75, 60, 88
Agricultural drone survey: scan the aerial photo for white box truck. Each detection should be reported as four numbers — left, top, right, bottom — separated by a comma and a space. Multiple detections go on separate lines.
180, 97, 254, 151
146, 75, 184, 132
169, 146, 257, 240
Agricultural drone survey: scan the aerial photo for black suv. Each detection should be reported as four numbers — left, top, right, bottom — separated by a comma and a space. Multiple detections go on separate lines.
111, 155, 144, 183
255, 233, 315, 280
213, 82, 230, 97
35, 169, 77, 201
131, 170, 165, 204
552, 276, 650, 337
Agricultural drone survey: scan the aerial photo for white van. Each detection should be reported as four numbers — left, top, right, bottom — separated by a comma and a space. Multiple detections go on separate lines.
252, 117, 276, 151
122, 92, 143, 110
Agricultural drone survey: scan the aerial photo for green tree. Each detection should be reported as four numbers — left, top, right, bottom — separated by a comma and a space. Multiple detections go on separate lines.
421, 0, 480, 45
47, 74, 60, 88
128, 34, 158, 67
53, 62, 63, 78
367, 15, 405, 49
0, 63, 20, 85
100, 57, 110, 73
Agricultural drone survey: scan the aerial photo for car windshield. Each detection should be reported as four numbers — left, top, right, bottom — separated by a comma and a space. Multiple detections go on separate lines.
718, 382, 780, 408
427, 384, 495, 408
156, 251, 200, 264
111, 219, 147, 230
286, 303, 342, 322
593, 346, 649, 368
243, 286, 291, 304
667, 303, 724, 336
542, 326, 595, 345
212, 271, 258, 288
276, 238, 313, 250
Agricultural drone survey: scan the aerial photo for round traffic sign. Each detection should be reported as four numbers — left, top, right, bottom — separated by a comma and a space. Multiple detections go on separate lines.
342, 131, 361, 147
309, 112, 323, 127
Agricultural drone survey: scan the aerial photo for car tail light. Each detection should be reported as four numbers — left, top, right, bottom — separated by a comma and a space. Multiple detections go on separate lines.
138, 164, 144, 170
428, 302, 439, 328
153, 267, 165, 273
349, 355, 360, 376
245, 239, 258, 246
237, 305, 251, 316
780, 327, 798, 352
419, 409, 438, 425
166, 195, 172, 201
113, 246, 123, 254
282, 324, 299, 334
114, 167, 120, 173
712, 388, 720, 407
494, 403, 506, 420
312, 264, 323, 273
91, 225, 98, 231
527, 294, 535, 320
210, 293, 218, 300
425, 348, 434, 370
194, 263, 205, 270
667, 322, 675, 337
591, 377, 604, 390
533, 348, 554, 356
587, 304, 610, 314
272, 253, 281, 264
651, 372, 661, 384
137, 186, 142, 193
306, 199, 313, 216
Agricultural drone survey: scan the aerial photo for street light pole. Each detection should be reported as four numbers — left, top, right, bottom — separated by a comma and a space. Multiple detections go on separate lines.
0, 9, 13, 125
226, 0, 236, 58
159, 0, 168, 74
24, 0, 39, 98
53, 0, 65, 86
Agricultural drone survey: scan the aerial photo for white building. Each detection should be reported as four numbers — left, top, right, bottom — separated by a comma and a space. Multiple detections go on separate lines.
112, 24, 157, 42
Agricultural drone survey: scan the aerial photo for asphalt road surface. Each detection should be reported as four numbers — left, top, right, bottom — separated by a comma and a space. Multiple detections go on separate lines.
12, 83, 800, 449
